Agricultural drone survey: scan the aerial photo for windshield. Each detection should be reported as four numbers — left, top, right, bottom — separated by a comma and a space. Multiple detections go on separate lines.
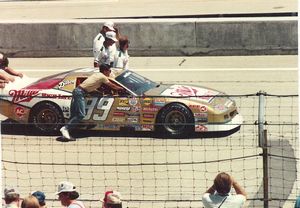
116, 71, 158, 95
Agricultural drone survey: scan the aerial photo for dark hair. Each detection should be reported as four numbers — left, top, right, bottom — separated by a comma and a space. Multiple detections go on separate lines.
0, 53, 9, 68
118, 36, 129, 51
99, 64, 111, 72
68, 191, 80, 200
214, 172, 232, 195
4, 194, 20, 204
106, 204, 122, 208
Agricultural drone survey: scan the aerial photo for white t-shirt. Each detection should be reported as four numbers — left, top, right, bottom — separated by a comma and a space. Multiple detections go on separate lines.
93, 33, 117, 64
68, 201, 86, 208
113, 50, 129, 70
202, 193, 246, 208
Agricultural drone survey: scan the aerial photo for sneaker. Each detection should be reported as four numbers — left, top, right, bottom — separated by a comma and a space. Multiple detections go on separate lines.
60, 126, 71, 140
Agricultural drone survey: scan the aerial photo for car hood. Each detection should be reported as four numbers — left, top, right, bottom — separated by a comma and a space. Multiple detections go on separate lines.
145, 84, 221, 102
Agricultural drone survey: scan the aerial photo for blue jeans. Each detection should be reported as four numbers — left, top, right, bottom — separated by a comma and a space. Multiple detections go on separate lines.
65, 87, 86, 130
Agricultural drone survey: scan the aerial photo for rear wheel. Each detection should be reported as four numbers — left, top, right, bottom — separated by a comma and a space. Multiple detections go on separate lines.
156, 103, 194, 138
30, 102, 64, 133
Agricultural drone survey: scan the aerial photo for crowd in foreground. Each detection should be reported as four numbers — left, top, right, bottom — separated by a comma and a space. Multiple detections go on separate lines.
3, 172, 251, 208
3, 181, 122, 208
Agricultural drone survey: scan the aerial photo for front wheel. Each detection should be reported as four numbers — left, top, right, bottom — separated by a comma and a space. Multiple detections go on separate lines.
156, 103, 194, 138
29, 102, 64, 133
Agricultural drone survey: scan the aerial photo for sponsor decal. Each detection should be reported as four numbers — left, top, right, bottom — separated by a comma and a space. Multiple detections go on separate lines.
195, 125, 208, 132
58, 80, 74, 89
132, 106, 140, 112
119, 98, 129, 106
15, 107, 25, 117
194, 112, 208, 117
161, 85, 219, 102
189, 105, 208, 112
142, 124, 153, 131
116, 106, 131, 111
195, 117, 208, 123
142, 107, 158, 112
134, 125, 142, 131
194, 112, 208, 122
62, 106, 70, 113
9, 89, 40, 104
41, 93, 71, 99
112, 117, 125, 122
127, 116, 139, 123
143, 113, 155, 119
129, 97, 138, 106
153, 98, 165, 106
113, 112, 125, 117
142, 119, 153, 123
127, 112, 140, 117
103, 124, 119, 129
200, 106, 208, 112
142, 98, 152, 106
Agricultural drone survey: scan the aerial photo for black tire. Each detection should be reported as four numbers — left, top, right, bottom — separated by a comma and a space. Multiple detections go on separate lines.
156, 103, 194, 138
30, 102, 64, 133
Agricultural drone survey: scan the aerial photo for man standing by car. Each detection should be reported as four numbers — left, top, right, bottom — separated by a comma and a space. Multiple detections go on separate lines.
93, 22, 119, 67
60, 64, 123, 141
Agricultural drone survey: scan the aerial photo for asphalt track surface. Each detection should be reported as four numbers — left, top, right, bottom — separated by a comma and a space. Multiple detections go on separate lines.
1, 55, 298, 208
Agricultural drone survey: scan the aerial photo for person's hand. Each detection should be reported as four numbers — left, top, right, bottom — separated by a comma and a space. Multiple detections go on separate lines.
8, 76, 15, 82
18, 72, 23, 78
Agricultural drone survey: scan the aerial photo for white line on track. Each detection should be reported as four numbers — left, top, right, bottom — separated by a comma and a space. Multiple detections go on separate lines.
18, 68, 297, 72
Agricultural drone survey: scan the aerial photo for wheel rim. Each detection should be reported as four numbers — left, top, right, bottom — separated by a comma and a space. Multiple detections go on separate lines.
164, 110, 187, 133
35, 108, 59, 131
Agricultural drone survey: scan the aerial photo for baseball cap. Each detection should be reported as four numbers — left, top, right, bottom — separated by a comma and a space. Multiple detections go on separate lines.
103, 21, 115, 31
4, 187, 19, 197
32, 191, 46, 205
55, 181, 76, 195
105, 31, 118, 42
102, 191, 122, 204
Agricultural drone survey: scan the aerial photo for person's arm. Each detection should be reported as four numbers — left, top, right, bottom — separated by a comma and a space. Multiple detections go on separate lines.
232, 178, 247, 199
0, 72, 14, 82
4, 66, 23, 78
106, 81, 123, 91
205, 185, 215, 194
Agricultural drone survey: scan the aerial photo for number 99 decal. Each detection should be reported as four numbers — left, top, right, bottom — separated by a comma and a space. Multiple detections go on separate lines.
84, 97, 114, 121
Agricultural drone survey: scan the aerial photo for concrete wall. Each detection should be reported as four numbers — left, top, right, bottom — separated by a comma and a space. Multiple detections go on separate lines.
0, 18, 297, 57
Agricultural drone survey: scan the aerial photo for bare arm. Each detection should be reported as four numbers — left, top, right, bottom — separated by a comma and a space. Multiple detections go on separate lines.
0, 72, 14, 82
4, 66, 23, 78
106, 81, 123, 91
205, 185, 215, 194
232, 178, 247, 199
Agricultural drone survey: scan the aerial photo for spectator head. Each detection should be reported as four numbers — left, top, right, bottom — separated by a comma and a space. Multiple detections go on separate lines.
21, 195, 40, 208
118, 36, 129, 52
214, 172, 232, 195
102, 191, 122, 208
56, 181, 79, 206
31, 191, 46, 207
4, 187, 20, 204
0, 52, 9, 68
103, 21, 115, 32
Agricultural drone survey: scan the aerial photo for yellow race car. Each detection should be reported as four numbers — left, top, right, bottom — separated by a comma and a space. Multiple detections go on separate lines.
0, 68, 242, 138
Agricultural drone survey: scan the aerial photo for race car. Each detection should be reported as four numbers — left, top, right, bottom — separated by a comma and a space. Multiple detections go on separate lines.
0, 68, 243, 138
